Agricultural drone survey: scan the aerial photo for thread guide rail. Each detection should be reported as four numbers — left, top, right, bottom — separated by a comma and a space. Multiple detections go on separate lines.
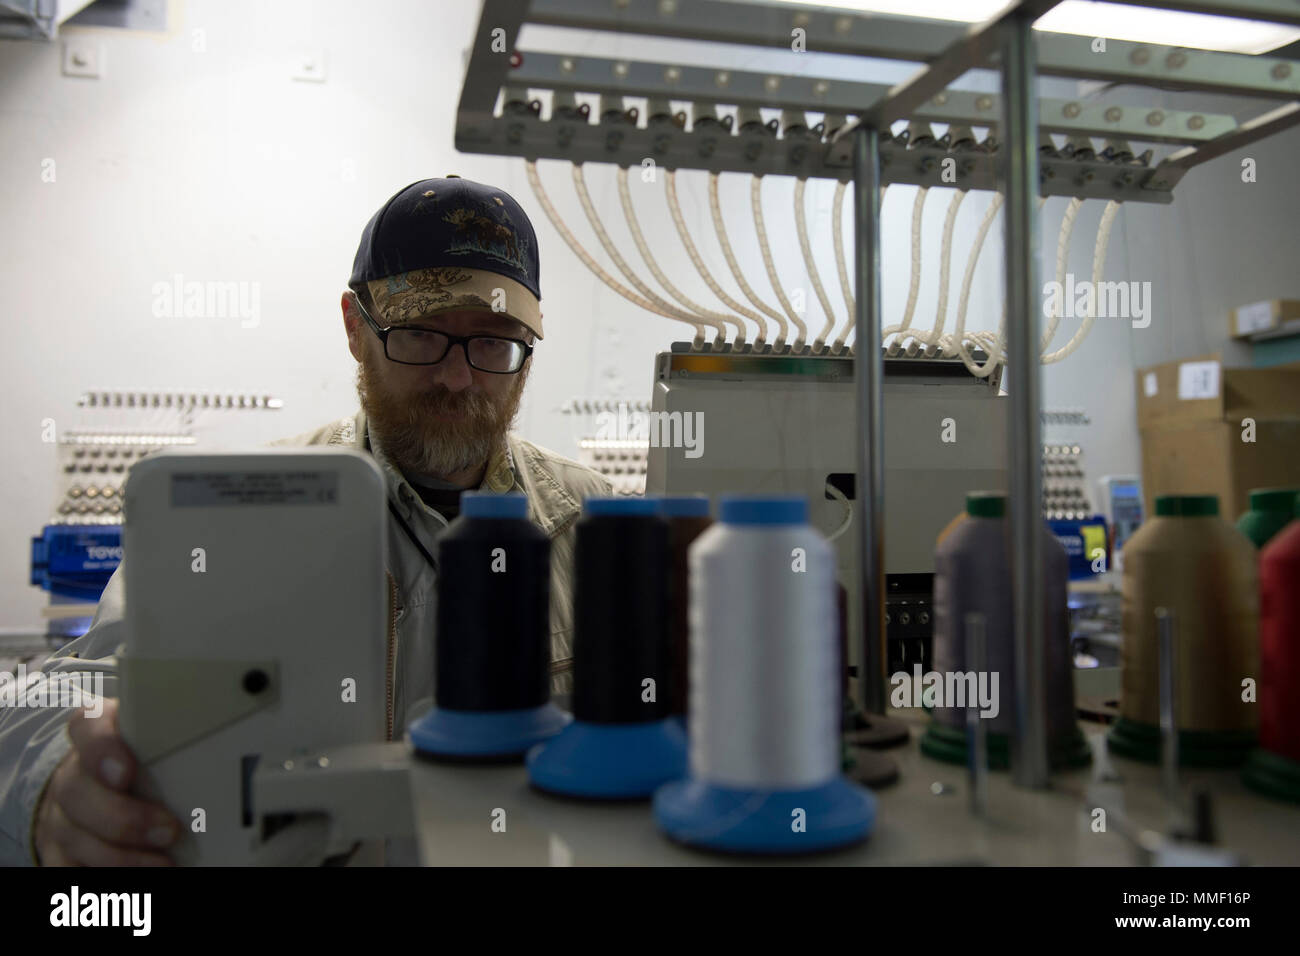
460, 0, 1300, 200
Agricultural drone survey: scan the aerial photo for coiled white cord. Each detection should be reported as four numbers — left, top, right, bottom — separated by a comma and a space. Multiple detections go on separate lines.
828, 183, 888, 355
939, 191, 1006, 378
825, 482, 853, 543
794, 179, 839, 354
922, 189, 968, 349
1042, 200, 1121, 364
829, 181, 854, 355
750, 176, 804, 350
664, 169, 756, 347
525, 161, 710, 348
882, 187, 929, 354
616, 166, 744, 345
1041, 197, 1083, 355
573, 164, 727, 346
709, 172, 782, 347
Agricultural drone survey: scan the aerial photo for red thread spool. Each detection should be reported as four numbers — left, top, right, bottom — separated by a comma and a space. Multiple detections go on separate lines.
1259, 509, 1300, 763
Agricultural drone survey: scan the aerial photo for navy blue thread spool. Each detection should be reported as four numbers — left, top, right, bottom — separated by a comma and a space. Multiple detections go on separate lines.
526, 496, 687, 798
408, 491, 568, 760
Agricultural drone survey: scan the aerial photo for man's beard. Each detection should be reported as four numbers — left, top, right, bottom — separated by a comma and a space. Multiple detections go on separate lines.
357, 354, 528, 481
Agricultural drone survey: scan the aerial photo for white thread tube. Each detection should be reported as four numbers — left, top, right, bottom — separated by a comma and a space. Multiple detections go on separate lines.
525, 161, 709, 347
709, 172, 781, 346
616, 166, 744, 344
664, 170, 755, 346
690, 509, 839, 788
571, 163, 726, 345
794, 178, 838, 354
750, 176, 802, 349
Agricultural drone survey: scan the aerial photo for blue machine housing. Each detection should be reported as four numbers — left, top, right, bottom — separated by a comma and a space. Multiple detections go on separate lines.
30, 525, 122, 601
1048, 515, 1109, 580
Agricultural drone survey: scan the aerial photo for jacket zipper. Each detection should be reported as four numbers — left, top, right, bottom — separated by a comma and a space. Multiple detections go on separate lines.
385, 571, 397, 741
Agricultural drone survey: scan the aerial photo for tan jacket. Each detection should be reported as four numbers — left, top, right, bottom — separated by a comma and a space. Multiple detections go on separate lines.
0, 410, 610, 864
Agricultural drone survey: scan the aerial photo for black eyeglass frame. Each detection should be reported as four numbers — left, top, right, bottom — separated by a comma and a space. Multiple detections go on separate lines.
351, 292, 535, 374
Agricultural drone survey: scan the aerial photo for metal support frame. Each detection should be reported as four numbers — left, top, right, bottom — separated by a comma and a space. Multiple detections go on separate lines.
1149, 100, 1300, 189
852, 124, 885, 716
1001, 12, 1051, 790
840, 0, 1054, 785
856, 0, 1063, 131
512, 51, 1239, 145
461, 0, 1300, 200
527, 0, 1300, 99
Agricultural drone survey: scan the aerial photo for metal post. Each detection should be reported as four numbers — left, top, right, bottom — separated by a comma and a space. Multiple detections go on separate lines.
853, 125, 886, 716
1001, 14, 1049, 789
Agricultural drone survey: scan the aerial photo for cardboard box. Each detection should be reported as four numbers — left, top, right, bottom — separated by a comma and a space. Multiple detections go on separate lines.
1230, 298, 1300, 340
1135, 354, 1300, 522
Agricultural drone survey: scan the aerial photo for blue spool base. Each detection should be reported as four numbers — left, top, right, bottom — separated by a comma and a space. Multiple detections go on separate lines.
654, 776, 875, 855
526, 718, 687, 799
408, 702, 570, 761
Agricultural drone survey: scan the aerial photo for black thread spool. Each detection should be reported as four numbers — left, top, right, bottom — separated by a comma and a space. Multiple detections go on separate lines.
409, 492, 567, 759
571, 497, 673, 722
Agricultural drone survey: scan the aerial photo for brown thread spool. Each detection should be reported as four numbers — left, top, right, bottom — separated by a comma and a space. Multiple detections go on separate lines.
1111, 494, 1258, 766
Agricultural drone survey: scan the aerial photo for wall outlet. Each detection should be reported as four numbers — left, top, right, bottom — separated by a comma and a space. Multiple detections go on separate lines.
62, 40, 104, 79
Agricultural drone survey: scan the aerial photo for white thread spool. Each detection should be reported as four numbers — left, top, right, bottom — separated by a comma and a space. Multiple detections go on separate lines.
689, 496, 839, 789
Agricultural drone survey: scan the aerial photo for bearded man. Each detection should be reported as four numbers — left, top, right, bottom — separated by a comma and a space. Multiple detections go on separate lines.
7, 177, 609, 866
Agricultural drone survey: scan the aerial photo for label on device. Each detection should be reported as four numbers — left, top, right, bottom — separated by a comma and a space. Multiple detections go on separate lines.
171, 471, 339, 507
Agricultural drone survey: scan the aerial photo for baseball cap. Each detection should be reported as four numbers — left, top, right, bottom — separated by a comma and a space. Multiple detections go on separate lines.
350, 176, 543, 339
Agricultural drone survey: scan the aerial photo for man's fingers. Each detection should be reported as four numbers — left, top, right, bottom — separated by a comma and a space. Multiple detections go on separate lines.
45, 803, 172, 867
66, 698, 134, 792
52, 753, 181, 852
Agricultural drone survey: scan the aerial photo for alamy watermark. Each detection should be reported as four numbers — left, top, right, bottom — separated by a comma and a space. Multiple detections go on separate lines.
594, 402, 704, 459
151, 273, 261, 328
889, 663, 1000, 719
50, 886, 150, 935
1042, 273, 1151, 329
0, 665, 104, 717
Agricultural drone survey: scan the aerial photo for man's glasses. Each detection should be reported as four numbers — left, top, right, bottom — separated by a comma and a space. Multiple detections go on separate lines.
352, 294, 534, 374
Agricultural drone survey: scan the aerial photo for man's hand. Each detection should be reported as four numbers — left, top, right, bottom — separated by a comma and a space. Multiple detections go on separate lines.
33, 699, 180, 866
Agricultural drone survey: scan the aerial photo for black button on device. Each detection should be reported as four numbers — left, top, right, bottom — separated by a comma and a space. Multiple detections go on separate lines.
243, 670, 270, 695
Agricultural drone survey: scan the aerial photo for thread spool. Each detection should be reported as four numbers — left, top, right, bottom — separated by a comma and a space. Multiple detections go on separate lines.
1108, 495, 1258, 766
654, 495, 874, 853
1244, 493, 1300, 802
408, 492, 569, 759
526, 497, 686, 798
659, 496, 713, 724
920, 492, 1090, 769
1237, 487, 1300, 549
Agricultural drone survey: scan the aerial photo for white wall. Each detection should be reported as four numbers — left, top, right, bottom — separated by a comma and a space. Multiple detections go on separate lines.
2, 0, 1296, 629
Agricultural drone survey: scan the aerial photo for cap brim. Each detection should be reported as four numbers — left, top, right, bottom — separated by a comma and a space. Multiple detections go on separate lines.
366, 267, 542, 340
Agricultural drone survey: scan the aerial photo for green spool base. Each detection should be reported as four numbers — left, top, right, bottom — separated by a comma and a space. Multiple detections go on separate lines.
919, 722, 1092, 770
1242, 747, 1300, 805
1106, 716, 1256, 768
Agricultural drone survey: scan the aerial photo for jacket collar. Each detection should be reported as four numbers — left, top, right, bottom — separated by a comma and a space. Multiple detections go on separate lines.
326, 410, 580, 538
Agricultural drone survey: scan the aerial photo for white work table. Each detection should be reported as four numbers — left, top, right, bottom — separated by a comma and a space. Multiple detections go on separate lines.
405, 713, 1300, 866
